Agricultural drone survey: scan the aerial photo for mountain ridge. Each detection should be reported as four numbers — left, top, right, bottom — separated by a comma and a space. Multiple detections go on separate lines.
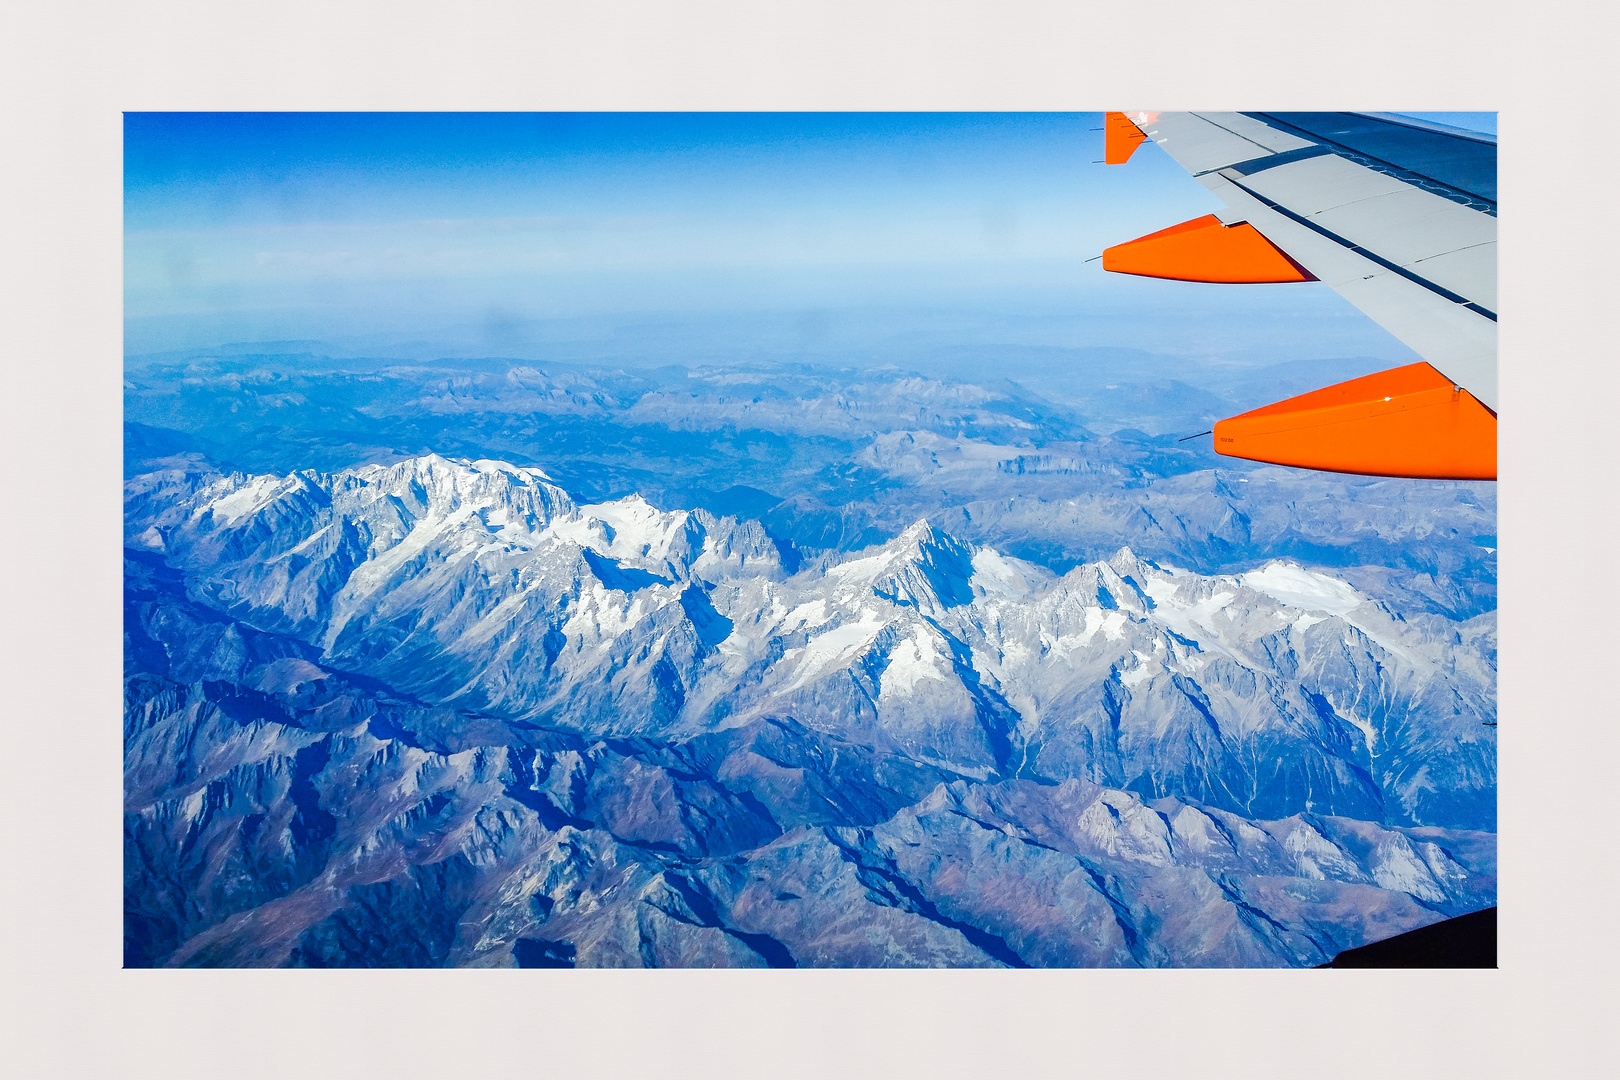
124, 453, 1495, 967
127, 454, 1494, 824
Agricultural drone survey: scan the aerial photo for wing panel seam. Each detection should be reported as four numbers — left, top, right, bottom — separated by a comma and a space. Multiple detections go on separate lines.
1218, 173, 1498, 321
1409, 240, 1496, 265
1186, 113, 1293, 159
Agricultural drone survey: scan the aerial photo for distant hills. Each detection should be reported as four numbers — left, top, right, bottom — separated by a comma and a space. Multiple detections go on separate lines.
124, 350, 1498, 618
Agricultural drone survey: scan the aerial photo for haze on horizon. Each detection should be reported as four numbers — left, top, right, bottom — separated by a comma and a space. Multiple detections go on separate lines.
124, 111, 1492, 367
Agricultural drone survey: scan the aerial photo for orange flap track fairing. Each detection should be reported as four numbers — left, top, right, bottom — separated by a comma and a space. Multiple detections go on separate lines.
1102, 214, 1318, 284
1213, 362, 1497, 480
1104, 111, 1149, 164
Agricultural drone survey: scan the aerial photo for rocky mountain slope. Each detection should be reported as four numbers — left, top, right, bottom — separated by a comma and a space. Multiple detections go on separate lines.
125, 455, 1496, 967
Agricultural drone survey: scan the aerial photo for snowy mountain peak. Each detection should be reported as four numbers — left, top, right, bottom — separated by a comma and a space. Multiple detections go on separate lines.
125, 453, 1494, 831
1240, 560, 1366, 616
860, 520, 978, 612
348, 453, 574, 523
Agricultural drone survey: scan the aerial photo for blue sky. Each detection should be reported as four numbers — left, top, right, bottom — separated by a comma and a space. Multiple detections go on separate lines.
124, 112, 1492, 362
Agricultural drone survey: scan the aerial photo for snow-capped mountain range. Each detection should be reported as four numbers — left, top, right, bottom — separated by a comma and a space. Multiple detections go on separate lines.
124, 454, 1495, 967
123, 354, 1500, 621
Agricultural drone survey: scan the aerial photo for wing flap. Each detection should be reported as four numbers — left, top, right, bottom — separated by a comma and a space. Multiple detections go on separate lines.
1304, 188, 1495, 266
1407, 244, 1497, 312
1198, 169, 1499, 411
1213, 362, 1495, 480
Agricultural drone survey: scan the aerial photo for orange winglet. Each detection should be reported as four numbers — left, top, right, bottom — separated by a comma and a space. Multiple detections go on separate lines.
1104, 111, 1149, 164
1103, 214, 1318, 283
1213, 362, 1497, 480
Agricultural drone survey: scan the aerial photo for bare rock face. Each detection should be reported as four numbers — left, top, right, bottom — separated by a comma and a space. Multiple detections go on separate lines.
124, 456, 1495, 968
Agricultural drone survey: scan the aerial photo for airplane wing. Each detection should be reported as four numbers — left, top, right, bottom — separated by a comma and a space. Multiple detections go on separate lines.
1103, 111, 1496, 481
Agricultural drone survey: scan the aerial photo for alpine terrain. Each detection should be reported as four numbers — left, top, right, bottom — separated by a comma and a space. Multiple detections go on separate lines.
124, 451, 1496, 967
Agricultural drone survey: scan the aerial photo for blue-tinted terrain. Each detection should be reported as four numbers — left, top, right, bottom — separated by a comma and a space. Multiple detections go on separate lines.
123, 110, 1496, 967
123, 338, 1496, 967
